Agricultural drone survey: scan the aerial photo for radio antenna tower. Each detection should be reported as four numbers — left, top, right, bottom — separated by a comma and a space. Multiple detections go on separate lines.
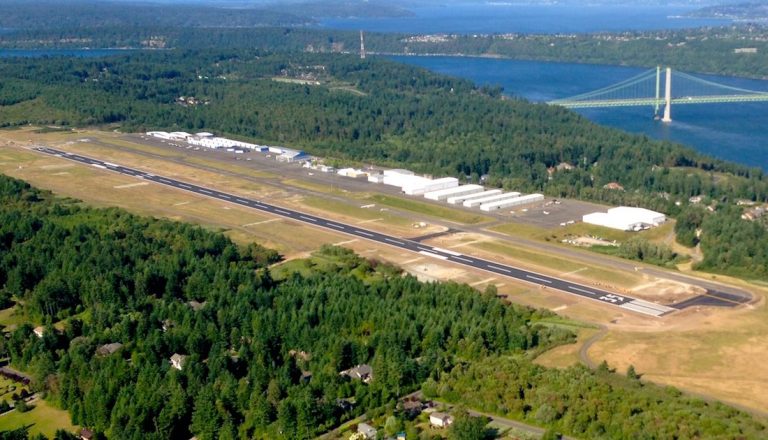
360, 30, 366, 59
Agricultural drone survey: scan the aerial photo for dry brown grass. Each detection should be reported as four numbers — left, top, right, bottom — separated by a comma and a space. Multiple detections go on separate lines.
4, 128, 768, 414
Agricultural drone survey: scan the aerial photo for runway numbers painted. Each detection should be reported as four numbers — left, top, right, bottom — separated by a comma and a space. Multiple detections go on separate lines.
599, 294, 625, 303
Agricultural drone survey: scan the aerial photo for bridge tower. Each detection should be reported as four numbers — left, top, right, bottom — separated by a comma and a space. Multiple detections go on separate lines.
662, 67, 672, 123
654, 66, 661, 116
360, 30, 366, 60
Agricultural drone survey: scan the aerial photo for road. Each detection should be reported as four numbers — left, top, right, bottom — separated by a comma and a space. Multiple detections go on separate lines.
422, 393, 576, 440
34, 146, 676, 318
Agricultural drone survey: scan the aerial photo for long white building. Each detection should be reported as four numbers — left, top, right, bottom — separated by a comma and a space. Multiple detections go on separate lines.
424, 184, 484, 201
464, 192, 521, 208
480, 193, 544, 211
446, 189, 501, 205
403, 177, 458, 196
583, 206, 666, 231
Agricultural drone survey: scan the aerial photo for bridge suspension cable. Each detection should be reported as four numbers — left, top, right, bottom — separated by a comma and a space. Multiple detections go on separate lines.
548, 68, 657, 104
548, 67, 768, 122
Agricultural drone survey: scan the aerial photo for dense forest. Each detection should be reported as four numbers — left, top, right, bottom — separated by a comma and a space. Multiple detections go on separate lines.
0, 0, 409, 31
0, 174, 766, 439
3, 23, 768, 79
0, 49, 764, 200
429, 356, 768, 439
0, 1, 309, 30
0, 173, 571, 439
1, 47, 767, 277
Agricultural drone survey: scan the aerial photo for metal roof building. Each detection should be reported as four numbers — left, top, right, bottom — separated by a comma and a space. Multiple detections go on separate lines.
480, 193, 544, 211
583, 206, 666, 231
446, 189, 501, 205
403, 177, 458, 196
424, 184, 484, 201
463, 192, 521, 208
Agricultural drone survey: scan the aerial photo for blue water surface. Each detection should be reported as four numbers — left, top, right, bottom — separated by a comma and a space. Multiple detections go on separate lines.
391, 55, 768, 170
0, 49, 135, 58
321, 3, 729, 34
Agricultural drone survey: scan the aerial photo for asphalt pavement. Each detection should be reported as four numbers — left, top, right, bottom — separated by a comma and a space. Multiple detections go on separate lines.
34, 146, 679, 318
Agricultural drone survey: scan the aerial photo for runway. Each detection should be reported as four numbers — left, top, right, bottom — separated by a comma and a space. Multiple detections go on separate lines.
33, 146, 677, 317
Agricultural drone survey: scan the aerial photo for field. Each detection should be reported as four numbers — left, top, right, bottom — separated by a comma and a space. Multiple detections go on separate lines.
367, 194, 493, 225
0, 307, 30, 332
588, 295, 768, 414
0, 398, 79, 438
491, 220, 685, 257
428, 232, 645, 290
3, 127, 768, 416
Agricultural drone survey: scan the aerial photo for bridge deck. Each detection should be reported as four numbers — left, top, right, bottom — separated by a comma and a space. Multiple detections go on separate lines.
549, 94, 768, 109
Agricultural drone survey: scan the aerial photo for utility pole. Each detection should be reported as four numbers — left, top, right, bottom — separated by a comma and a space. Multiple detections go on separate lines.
360, 30, 366, 60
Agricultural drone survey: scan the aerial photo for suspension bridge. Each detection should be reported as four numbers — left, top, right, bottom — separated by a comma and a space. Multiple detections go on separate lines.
547, 66, 768, 122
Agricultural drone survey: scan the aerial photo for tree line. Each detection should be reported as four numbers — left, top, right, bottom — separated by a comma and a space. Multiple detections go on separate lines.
428, 356, 768, 439
0, 173, 568, 439
3, 24, 768, 79
2, 48, 768, 278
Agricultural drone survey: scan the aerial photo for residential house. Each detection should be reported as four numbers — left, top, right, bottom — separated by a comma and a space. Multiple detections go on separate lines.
79, 429, 94, 440
96, 342, 123, 357
602, 182, 625, 191
357, 422, 377, 439
336, 398, 354, 412
170, 353, 188, 371
162, 319, 175, 332
400, 396, 423, 417
288, 349, 312, 361
33, 326, 45, 339
742, 206, 766, 221
187, 300, 207, 311
429, 412, 454, 428
340, 364, 373, 383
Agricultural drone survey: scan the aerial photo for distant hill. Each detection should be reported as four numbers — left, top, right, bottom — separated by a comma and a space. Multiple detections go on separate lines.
0, 0, 413, 30
689, 2, 768, 22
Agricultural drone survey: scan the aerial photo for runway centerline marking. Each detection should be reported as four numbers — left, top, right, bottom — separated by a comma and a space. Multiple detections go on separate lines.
526, 275, 552, 284
33, 146, 682, 318
488, 265, 511, 273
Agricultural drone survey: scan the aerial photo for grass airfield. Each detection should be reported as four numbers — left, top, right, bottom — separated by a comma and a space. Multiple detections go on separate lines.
1, 126, 767, 416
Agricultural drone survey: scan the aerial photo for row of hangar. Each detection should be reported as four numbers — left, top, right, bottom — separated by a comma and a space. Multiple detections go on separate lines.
148, 131, 664, 229
367, 169, 544, 212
